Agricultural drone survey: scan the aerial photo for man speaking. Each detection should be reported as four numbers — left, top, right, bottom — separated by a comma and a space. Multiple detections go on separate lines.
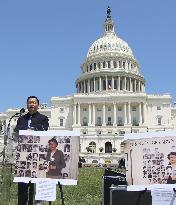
14, 96, 49, 205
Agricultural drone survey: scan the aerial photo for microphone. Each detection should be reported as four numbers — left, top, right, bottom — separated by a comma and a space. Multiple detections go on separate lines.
19, 108, 25, 116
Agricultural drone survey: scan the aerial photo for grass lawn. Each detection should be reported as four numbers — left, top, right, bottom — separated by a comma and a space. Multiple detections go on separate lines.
1, 167, 104, 205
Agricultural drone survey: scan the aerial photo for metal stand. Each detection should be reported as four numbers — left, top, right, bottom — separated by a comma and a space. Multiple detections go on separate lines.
48, 181, 65, 205
1, 109, 24, 205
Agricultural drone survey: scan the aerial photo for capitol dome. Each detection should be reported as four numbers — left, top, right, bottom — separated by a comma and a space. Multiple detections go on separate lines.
76, 7, 145, 95
87, 22, 134, 58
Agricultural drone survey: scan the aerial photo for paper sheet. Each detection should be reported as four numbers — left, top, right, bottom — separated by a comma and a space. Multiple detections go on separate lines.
35, 179, 56, 201
151, 188, 176, 205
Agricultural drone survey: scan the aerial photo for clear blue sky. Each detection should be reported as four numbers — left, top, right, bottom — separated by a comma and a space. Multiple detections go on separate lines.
0, 0, 176, 112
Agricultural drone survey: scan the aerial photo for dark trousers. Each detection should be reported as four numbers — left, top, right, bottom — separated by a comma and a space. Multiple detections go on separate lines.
18, 182, 34, 205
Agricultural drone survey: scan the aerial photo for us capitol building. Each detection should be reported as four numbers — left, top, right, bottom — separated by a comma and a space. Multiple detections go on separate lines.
1, 8, 176, 164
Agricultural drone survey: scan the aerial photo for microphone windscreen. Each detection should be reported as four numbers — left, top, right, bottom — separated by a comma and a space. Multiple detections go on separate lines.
20, 108, 25, 113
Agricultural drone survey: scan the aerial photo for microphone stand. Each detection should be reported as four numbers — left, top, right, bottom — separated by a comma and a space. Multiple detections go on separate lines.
1, 110, 23, 205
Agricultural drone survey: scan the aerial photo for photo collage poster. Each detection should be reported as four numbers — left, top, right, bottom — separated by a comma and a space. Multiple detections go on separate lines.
14, 130, 80, 183
124, 134, 176, 185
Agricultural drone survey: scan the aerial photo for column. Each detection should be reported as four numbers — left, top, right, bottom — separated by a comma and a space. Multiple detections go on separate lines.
111, 60, 113, 68
143, 84, 146, 93
78, 103, 81, 126
84, 81, 86, 93
103, 104, 106, 126
88, 79, 90, 93
92, 104, 95, 126
88, 103, 92, 126
73, 104, 77, 125
99, 77, 102, 91
139, 103, 141, 125
134, 79, 136, 92
138, 81, 141, 92
127, 103, 131, 124
112, 76, 114, 90
94, 77, 96, 92
106, 75, 108, 91
130, 78, 132, 92
124, 103, 127, 124
124, 77, 126, 91
143, 102, 146, 124
113, 103, 117, 126
118, 76, 120, 91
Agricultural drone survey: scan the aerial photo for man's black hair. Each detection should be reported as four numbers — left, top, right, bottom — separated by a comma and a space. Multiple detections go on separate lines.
27, 96, 39, 104
48, 137, 58, 146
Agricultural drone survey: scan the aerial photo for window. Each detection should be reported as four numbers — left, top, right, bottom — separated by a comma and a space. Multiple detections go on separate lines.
82, 117, 88, 126
89, 141, 96, 153
119, 61, 122, 68
97, 130, 102, 135
103, 80, 106, 90
117, 117, 123, 126
97, 108, 102, 112
103, 61, 106, 68
132, 117, 138, 126
96, 117, 102, 126
83, 108, 87, 111
94, 63, 96, 70
132, 106, 136, 111
60, 119, 63, 127
108, 107, 111, 111
119, 130, 125, 135
114, 80, 117, 89
107, 117, 112, 125
82, 129, 87, 134
113, 61, 117, 68
98, 62, 101, 69
105, 142, 112, 153
157, 106, 161, 110
108, 61, 111, 68
118, 106, 122, 111
123, 62, 125, 68
60, 107, 64, 112
108, 80, 111, 89
158, 117, 162, 125
90, 64, 92, 71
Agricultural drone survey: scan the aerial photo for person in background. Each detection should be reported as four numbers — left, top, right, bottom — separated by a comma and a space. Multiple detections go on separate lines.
14, 96, 49, 205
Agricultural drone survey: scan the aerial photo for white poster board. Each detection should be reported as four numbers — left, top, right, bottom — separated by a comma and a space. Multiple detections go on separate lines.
124, 131, 176, 186
13, 130, 80, 185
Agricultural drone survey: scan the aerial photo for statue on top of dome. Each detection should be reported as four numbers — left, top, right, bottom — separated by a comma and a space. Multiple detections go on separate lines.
107, 6, 111, 19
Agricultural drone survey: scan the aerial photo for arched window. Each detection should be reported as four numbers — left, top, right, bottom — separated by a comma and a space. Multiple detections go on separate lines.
94, 63, 96, 70
108, 61, 111, 68
90, 64, 92, 71
113, 61, 117, 68
89, 141, 96, 153
103, 61, 106, 68
98, 62, 101, 69
82, 117, 88, 126
105, 142, 112, 153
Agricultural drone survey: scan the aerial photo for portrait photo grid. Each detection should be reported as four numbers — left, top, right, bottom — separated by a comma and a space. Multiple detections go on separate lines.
15, 135, 76, 179
125, 136, 176, 185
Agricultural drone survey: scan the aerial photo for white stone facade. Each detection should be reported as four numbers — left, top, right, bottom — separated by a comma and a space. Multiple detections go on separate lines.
0, 9, 176, 164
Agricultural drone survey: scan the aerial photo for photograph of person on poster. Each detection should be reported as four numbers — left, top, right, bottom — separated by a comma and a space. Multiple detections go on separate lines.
164, 152, 176, 184
46, 138, 66, 179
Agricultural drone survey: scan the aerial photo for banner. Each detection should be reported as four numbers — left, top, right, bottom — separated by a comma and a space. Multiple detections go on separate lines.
124, 131, 176, 185
14, 130, 80, 185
